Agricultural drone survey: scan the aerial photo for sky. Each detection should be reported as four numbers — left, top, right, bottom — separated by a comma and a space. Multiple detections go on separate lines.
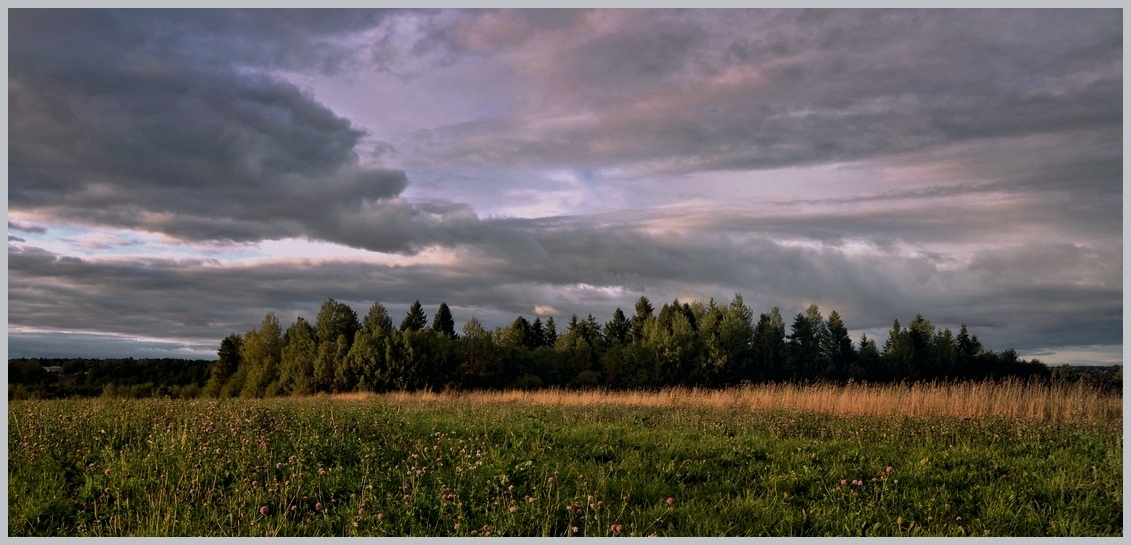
6, 9, 1124, 365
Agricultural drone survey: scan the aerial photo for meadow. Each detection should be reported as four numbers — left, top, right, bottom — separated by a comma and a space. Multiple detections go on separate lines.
8, 381, 1122, 536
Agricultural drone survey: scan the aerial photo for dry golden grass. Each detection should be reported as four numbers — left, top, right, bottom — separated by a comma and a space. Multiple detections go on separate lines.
349, 380, 1121, 424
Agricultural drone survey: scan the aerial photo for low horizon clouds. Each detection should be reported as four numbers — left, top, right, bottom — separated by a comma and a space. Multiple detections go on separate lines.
7, 9, 1123, 365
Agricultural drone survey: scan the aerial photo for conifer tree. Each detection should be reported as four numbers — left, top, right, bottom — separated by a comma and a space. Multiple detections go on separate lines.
431, 302, 457, 339
400, 300, 428, 332
752, 307, 786, 381
824, 310, 854, 379
605, 308, 631, 345
630, 296, 654, 342
543, 316, 559, 347
204, 332, 242, 397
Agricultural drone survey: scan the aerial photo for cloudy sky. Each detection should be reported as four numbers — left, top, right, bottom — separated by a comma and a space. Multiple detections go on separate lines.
6, 9, 1123, 365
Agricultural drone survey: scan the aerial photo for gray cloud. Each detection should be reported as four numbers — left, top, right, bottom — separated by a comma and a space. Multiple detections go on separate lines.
393, 9, 1120, 177
8, 9, 477, 254
6, 10, 1122, 362
8, 221, 47, 234
10, 195, 1118, 356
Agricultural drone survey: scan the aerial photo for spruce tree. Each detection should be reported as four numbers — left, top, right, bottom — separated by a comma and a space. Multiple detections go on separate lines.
605, 308, 631, 345
400, 300, 428, 332
431, 302, 457, 339
630, 296, 654, 342
543, 317, 559, 347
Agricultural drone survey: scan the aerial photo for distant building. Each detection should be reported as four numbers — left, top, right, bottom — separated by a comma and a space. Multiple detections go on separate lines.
43, 366, 64, 374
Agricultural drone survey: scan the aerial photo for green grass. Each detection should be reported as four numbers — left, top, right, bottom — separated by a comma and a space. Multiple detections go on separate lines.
7, 396, 1122, 536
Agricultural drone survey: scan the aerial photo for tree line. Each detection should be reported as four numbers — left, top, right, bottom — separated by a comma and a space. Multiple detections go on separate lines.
8, 357, 213, 399
199, 294, 1057, 398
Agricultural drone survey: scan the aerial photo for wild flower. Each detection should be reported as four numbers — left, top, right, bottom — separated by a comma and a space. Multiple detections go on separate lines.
259, 506, 269, 515
315, 502, 323, 511
509, 506, 517, 513
377, 513, 385, 520
666, 497, 675, 505
611, 524, 624, 533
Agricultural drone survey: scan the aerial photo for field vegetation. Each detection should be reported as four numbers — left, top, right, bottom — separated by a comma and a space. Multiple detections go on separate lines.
8, 381, 1121, 537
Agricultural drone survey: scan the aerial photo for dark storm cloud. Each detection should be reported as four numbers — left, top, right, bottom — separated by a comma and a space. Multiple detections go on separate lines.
9, 9, 475, 253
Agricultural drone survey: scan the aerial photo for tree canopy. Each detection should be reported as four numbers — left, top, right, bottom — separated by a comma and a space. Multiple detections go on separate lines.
188, 294, 1056, 397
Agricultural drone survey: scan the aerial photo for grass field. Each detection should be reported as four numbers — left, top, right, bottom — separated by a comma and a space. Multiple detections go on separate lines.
7, 382, 1123, 536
